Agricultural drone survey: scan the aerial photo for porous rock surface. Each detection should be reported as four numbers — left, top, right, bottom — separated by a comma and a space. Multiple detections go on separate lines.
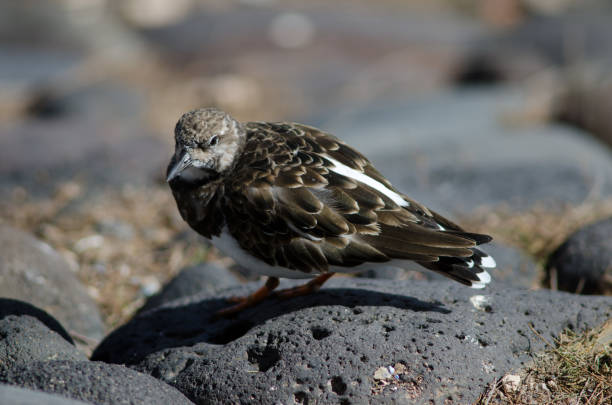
0, 225, 105, 341
0, 360, 193, 405
0, 298, 74, 344
92, 278, 612, 404
0, 313, 86, 373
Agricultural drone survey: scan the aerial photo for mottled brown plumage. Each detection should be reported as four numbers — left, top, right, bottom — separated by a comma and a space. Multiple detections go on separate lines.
167, 108, 495, 313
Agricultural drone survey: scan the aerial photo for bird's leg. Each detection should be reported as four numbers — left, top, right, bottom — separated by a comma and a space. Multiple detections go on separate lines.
274, 272, 335, 299
215, 276, 279, 317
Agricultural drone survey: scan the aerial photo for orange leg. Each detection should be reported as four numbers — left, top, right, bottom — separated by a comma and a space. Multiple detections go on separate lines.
215, 277, 279, 317
274, 272, 335, 300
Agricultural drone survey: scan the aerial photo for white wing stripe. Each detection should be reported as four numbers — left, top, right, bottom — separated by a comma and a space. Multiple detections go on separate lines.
324, 156, 408, 207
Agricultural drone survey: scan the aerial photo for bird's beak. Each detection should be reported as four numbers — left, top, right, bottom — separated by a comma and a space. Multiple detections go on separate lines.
166, 152, 192, 182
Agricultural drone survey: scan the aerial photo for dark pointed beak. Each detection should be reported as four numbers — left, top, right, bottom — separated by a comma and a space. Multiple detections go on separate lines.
166, 152, 192, 182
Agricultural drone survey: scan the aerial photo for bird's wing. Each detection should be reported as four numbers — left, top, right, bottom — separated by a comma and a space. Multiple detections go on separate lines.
224, 122, 490, 276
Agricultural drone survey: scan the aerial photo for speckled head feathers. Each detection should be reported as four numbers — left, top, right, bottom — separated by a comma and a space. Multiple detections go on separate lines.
167, 108, 246, 185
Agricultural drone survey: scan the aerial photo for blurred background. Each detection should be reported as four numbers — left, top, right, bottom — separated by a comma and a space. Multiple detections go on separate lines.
1, 0, 611, 331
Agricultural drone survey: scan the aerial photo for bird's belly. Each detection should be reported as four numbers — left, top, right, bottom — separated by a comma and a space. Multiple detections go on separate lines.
210, 227, 315, 279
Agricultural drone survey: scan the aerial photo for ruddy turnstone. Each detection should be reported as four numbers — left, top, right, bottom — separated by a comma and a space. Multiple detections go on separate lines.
167, 108, 495, 316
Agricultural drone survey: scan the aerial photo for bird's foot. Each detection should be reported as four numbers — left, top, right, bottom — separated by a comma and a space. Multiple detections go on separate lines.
215, 277, 279, 318
274, 272, 335, 300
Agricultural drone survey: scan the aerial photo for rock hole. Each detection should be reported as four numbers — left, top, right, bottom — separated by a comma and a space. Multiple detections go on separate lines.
453, 56, 503, 85
209, 320, 254, 344
339, 399, 351, 405
331, 376, 347, 395
311, 326, 332, 340
352, 308, 363, 315
247, 345, 281, 372
294, 391, 309, 404
383, 325, 395, 333
478, 338, 490, 347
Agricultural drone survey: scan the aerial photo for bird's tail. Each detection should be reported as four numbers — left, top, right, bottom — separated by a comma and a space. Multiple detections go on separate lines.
418, 247, 495, 289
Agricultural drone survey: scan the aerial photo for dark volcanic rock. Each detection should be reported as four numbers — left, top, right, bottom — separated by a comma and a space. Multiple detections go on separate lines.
0, 225, 104, 342
140, 263, 241, 313
0, 385, 89, 405
546, 217, 612, 294
92, 278, 611, 404
0, 314, 86, 373
0, 299, 74, 344
0, 360, 193, 405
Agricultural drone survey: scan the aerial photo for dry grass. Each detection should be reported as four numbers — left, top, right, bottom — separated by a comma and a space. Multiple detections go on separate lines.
0, 182, 222, 328
461, 199, 612, 270
477, 320, 612, 404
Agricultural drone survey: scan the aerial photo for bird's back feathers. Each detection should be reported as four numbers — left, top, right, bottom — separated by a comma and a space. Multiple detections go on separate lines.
189, 121, 497, 287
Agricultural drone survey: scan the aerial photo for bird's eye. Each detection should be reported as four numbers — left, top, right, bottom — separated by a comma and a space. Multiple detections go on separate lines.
209, 135, 219, 147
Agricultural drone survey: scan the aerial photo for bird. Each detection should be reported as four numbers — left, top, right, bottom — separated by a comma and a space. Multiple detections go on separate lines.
167, 107, 495, 316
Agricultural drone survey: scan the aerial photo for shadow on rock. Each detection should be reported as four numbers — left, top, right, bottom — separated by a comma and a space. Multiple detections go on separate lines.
92, 284, 449, 365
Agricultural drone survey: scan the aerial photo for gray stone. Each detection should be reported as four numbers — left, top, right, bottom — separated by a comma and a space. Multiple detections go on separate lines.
0, 299, 73, 344
0, 117, 169, 196
310, 86, 612, 215
0, 314, 86, 374
0, 360, 193, 405
464, 8, 612, 79
546, 217, 612, 294
0, 225, 105, 342
0, 384, 89, 405
140, 263, 241, 313
92, 278, 611, 404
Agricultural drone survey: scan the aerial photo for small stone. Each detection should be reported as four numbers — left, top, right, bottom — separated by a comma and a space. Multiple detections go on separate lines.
73, 235, 104, 252
469, 295, 493, 312
140, 276, 161, 297
501, 374, 521, 393
374, 367, 392, 380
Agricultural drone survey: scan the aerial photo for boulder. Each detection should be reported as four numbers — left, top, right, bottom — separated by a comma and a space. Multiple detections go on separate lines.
0, 360, 193, 405
92, 278, 611, 404
0, 298, 73, 344
0, 312, 86, 374
0, 225, 105, 342
546, 217, 612, 294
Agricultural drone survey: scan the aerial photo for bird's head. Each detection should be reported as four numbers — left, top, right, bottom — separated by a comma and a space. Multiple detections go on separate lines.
167, 108, 245, 187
